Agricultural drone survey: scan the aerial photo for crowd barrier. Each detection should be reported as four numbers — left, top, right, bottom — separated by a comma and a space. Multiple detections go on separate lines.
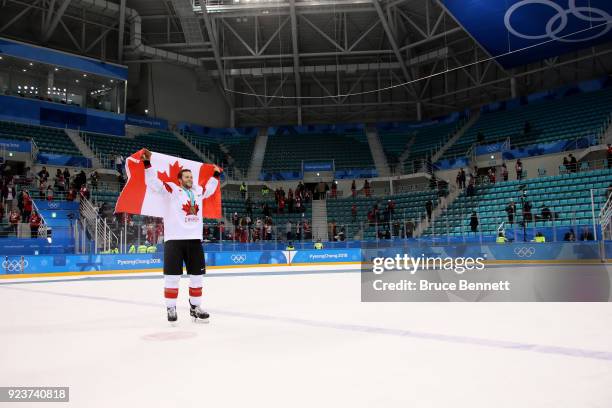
1, 242, 610, 278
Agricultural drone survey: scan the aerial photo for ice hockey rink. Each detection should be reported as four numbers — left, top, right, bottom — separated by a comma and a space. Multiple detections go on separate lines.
1, 267, 611, 408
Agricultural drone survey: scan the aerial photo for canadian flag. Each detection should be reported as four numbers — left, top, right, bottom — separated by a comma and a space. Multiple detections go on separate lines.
115, 150, 222, 219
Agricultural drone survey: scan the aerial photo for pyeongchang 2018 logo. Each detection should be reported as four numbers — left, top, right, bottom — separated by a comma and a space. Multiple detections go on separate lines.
504, 1, 612, 43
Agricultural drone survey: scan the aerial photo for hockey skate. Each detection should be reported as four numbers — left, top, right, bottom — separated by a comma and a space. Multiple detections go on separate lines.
167, 306, 178, 323
189, 301, 210, 323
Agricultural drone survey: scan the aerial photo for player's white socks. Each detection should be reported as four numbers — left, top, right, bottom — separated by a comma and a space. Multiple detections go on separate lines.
164, 275, 181, 307
189, 274, 203, 307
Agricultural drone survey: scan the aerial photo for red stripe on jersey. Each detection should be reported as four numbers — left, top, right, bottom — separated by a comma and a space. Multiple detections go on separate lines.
189, 287, 202, 297
164, 288, 179, 299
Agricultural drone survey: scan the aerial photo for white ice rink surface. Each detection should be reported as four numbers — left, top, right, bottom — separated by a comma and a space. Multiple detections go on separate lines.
1, 268, 612, 408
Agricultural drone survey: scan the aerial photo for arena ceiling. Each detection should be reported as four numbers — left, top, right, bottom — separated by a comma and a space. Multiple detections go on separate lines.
1, 0, 612, 126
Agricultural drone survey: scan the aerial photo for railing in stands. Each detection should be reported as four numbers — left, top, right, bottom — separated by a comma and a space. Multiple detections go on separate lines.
80, 197, 118, 253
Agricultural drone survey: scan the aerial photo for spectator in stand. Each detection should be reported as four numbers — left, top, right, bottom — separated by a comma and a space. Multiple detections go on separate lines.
115, 153, 124, 175
54, 170, 65, 192
331, 181, 337, 199
46, 185, 54, 201
0, 201, 4, 222
351, 180, 356, 197
515, 159, 523, 180
287, 189, 294, 213
523, 200, 533, 224
29, 210, 41, 238
501, 163, 509, 182
351, 203, 357, 222
363, 179, 371, 197
79, 184, 90, 201
466, 180, 475, 197
22, 190, 32, 222
75, 170, 87, 190
607, 144, 612, 169
569, 153, 578, 173
425, 199, 433, 222
506, 200, 516, 225
2, 181, 15, 210
63, 168, 71, 187
562, 156, 570, 173
541, 204, 552, 222
9, 208, 20, 234
240, 182, 247, 199
278, 197, 285, 213
294, 196, 303, 214
38, 177, 47, 199
470, 212, 479, 234
66, 187, 76, 202
17, 188, 25, 220
38, 166, 49, 183
405, 219, 415, 238
25, 167, 35, 184
488, 168, 496, 184
90, 171, 98, 191
387, 199, 395, 218
564, 229, 576, 242
232, 212, 239, 228
580, 227, 594, 241
261, 184, 269, 197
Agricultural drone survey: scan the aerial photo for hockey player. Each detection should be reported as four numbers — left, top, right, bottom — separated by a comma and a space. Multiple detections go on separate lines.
141, 148, 220, 323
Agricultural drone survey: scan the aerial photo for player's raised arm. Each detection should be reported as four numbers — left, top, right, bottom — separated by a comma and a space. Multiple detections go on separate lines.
141, 149, 169, 194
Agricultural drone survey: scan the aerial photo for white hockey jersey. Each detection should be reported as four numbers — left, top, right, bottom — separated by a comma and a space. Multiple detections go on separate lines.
145, 166, 219, 241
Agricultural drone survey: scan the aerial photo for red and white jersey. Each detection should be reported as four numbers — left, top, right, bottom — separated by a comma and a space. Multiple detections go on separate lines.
144, 166, 218, 241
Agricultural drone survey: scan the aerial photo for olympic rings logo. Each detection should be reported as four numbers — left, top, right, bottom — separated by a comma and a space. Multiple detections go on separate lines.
504, 0, 612, 43
513, 247, 536, 257
47, 202, 60, 209
230, 254, 247, 264
2, 259, 29, 272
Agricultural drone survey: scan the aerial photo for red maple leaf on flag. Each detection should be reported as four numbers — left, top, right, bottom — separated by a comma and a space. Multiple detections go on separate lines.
182, 201, 199, 216
157, 161, 183, 192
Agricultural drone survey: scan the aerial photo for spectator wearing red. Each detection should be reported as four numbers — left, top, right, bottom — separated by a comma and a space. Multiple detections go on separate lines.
364, 179, 371, 197
515, 159, 523, 180
22, 191, 32, 222
66, 188, 76, 202
351, 180, 356, 197
79, 184, 90, 200
46, 186, 54, 201
351, 203, 357, 222
29, 210, 42, 238
278, 197, 285, 214
387, 199, 395, 217
331, 181, 337, 199
488, 168, 496, 184
9, 209, 20, 234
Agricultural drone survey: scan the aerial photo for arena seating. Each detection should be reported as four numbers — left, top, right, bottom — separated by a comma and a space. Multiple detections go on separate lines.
326, 190, 438, 240
84, 130, 200, 163
378, 121, 461, 171
440, 87, 612, 160
262, 132, 374, 173
426, 168, 612, 237
0, 121, 82, 156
